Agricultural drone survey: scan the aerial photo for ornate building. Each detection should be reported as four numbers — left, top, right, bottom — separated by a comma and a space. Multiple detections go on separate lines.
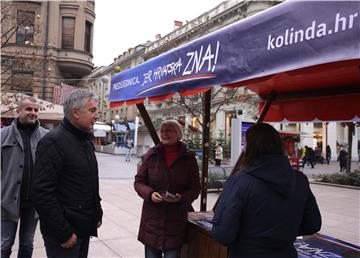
88, 0, 281, 151
87, 43, 149, 123
142, 0, 281, 140
1, 0, 96, 101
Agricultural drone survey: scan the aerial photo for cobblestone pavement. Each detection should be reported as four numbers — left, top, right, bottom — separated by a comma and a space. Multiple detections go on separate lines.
10, 153, 359, 257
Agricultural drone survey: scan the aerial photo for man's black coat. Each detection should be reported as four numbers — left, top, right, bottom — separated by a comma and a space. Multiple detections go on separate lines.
32, 119, 103, 244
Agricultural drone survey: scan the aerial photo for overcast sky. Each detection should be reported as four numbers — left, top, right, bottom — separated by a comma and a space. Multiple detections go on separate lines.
93, 0, 223, 67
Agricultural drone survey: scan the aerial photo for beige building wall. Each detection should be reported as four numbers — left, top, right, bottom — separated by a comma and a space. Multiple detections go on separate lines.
1, 0, 95, 101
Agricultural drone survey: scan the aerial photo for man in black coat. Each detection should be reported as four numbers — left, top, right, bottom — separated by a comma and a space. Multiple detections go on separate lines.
31, 89, 103, 258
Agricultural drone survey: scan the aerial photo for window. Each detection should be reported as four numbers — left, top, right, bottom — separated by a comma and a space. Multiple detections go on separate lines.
12, 71, 33, 95
62, 17, 75, 49
16, 10, 35, 45
84, 21, 92, 53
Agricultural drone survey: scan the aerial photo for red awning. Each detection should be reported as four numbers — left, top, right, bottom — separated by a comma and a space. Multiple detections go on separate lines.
226, 59, 360, 122
260, 94, 360, 122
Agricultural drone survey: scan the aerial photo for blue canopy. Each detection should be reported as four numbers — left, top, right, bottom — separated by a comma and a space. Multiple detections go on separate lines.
109, 0, 359, 107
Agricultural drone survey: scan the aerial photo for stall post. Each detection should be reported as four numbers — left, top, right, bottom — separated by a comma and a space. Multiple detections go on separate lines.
200, 89, 211, 211
136, 103, 160, 145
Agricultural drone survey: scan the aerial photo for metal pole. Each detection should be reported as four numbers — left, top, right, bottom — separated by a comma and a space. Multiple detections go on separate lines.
257, 91, 277, 123
200, 89, 211, 211
136, 103, 160, 145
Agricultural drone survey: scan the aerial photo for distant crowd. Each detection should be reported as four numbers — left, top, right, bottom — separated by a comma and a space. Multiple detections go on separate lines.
300, 144, 349, 172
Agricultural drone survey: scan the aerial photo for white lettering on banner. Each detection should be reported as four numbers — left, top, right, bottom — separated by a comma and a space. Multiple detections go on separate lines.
113, 76, 140, 90
142, 70, 152, 86
183, 41, 220, 76
212, 41, 220, 72
294, 242, 342, 258
138, 42, 220, 88
153, 58, 182, 81
267, 12, 359, 50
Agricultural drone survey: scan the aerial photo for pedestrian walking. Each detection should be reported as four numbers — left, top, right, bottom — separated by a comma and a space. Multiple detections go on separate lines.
215, 143, 223, 166
302, 146, 315, 168
326, 145, 331, 164
212, 123, 321, 258
134, 120, 201, 258
338, 146, 348, 172
314, 146, 324, 165
125, 138, 134, 162
31, 89, 103, 258
1, 96, 48, 258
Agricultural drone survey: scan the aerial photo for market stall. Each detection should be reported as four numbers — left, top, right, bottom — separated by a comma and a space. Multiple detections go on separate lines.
109, 0, 359, 255
110, 0, 359, 210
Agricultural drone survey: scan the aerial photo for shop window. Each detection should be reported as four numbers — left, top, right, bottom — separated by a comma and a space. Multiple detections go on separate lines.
62, 17, 75, 49
84, 21, 92, 53
16, 10, 35, 45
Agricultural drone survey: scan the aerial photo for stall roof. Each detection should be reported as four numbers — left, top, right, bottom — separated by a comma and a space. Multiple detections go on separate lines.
109, 0, 360, 121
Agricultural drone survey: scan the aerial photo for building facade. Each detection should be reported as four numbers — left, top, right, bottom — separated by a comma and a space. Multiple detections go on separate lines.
88, 0, 280, 152
274, 122, 359, 161
142, 0, 280, 141
87, 43, 148, 123
1, 0, 96, 101
90, 0, 359, 160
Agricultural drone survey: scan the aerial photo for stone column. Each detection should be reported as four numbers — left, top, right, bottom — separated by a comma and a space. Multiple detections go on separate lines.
215, 110, 225, 139
351, 125, 359, 161
322, 122, 327, 157
327, 122, 337, 160
300, 123, 314, 148
231, 117, 242, 166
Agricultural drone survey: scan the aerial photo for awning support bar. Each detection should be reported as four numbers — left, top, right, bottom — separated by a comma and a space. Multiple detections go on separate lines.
136, 103, 160, 145
257, 91, 277, 123
200, 89, 211, 212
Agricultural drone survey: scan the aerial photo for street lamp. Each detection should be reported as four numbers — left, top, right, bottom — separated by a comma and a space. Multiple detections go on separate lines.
111, 119, 116, 146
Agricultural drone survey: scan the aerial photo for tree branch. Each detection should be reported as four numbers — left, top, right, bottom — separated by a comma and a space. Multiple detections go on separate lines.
1, 26, 17, 48
1, 74, 14, 89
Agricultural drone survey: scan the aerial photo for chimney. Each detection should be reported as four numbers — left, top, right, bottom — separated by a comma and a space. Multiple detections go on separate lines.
155, 33, 161, 40
174, 20, 183, 29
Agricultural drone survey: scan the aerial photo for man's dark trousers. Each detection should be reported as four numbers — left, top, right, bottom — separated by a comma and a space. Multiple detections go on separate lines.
1, 205, 38, 258
43, 236, 90, 258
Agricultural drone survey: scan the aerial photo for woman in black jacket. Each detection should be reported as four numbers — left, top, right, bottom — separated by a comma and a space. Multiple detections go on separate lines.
212, 123, 321, 258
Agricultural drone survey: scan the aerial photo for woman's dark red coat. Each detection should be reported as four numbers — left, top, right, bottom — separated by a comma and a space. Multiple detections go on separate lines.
134, 142, 200, 250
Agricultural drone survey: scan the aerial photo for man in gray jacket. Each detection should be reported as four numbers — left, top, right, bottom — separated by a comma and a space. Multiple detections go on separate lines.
1, 96, 48, 258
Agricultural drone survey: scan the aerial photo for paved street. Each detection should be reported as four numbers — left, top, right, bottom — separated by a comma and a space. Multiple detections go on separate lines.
11, 152, 360, 257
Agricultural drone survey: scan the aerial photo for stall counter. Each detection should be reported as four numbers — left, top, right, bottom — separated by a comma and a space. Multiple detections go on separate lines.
181, 212, 360, 258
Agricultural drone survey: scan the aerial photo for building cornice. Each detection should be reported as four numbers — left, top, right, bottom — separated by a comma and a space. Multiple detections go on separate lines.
60, 2, 80, 11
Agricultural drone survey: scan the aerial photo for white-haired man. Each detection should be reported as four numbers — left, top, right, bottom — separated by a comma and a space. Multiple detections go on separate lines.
32, 89, 103, 258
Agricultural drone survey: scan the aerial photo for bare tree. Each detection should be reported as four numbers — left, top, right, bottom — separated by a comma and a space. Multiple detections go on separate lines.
168, 87, 257, 133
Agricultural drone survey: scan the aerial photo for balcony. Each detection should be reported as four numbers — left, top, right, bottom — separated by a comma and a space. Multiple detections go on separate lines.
57, 49, 93, 78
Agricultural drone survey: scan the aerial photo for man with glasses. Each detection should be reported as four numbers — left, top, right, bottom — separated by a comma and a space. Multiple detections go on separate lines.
1, 96, 48, 258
